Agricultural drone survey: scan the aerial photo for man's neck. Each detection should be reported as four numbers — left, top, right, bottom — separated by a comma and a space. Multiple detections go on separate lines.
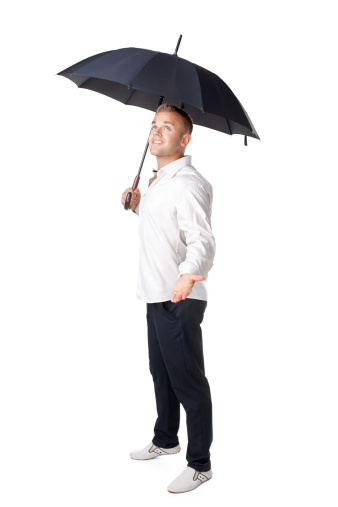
156, 152, 185, 171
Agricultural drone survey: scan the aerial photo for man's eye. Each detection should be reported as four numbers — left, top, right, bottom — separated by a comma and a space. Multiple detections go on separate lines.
165, 126, 171, 130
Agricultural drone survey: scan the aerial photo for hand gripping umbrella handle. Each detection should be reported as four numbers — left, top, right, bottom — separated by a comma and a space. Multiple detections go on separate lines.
124, 175, 140, 210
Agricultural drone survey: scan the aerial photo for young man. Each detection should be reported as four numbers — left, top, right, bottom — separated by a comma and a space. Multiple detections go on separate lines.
121, 104, 216, 493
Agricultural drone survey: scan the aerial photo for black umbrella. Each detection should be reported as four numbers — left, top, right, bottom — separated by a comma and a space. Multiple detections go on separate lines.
57, 35, 260, 209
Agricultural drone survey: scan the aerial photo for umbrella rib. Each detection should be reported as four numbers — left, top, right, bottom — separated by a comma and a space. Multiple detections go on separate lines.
128, 52, 160, 89
125, 87, 136, 105
78, 77, 93, 88
192, 64, 204, 114
226, 116, 232, 135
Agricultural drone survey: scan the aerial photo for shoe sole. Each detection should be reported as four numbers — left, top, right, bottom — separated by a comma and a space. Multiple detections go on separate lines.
130, 448, 181, 460
168, 476, 212, 493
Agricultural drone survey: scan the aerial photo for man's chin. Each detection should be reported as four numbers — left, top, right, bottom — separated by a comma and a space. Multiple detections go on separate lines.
150, 148, 166, 156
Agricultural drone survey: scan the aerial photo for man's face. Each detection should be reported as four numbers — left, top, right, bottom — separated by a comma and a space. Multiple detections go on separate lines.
149, 111, 191, 157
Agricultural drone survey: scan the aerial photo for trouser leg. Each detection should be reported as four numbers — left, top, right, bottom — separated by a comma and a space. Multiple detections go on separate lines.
146, 304, 180, 449
148, 299, 213, 472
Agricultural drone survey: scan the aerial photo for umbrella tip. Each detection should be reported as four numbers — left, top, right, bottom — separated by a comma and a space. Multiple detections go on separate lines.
173, 34, 183, 56
244, 135, 247, 146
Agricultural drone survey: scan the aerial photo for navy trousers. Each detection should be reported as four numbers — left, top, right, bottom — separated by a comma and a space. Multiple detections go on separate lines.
146, 298, 213, 472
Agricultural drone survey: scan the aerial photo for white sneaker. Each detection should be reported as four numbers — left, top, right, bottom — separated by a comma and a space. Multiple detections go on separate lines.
129, 441, 181, 460
167, 466, 213, 493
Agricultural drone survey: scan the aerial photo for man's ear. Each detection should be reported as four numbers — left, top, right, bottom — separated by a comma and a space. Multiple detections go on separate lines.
181, 133, 191, 147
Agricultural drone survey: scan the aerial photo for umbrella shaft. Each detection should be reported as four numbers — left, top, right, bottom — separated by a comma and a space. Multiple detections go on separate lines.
136, 95, 164, 178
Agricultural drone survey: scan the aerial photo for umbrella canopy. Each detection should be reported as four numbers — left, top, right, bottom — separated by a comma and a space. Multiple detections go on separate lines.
57, 36, 260, 210
57, 46, 260, 142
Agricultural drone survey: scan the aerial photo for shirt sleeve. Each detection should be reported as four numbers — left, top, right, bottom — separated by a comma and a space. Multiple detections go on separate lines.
176, 182, 216, 278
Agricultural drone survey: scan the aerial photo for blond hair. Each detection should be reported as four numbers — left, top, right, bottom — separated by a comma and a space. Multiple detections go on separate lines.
156, 103, 193, 135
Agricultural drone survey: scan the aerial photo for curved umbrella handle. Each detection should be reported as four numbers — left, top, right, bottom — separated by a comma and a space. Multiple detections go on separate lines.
124, 175, 140, 210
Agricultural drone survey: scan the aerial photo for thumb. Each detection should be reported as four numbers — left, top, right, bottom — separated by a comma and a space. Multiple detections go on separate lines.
191, 275, 205, 281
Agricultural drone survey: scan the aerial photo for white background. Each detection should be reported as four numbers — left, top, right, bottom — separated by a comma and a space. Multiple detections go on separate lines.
1, 1, 337, 506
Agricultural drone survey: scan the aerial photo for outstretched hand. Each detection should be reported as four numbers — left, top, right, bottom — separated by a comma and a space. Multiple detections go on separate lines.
171, 274, 205, 303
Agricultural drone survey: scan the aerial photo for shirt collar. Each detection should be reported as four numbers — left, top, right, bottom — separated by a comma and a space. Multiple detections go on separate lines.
156, 155, 192, 179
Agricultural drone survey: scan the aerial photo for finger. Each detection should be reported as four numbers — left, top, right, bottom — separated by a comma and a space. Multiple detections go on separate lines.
192, 275, 205, 281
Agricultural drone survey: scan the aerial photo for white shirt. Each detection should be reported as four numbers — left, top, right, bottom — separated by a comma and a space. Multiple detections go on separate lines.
133, 154, 216, 303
